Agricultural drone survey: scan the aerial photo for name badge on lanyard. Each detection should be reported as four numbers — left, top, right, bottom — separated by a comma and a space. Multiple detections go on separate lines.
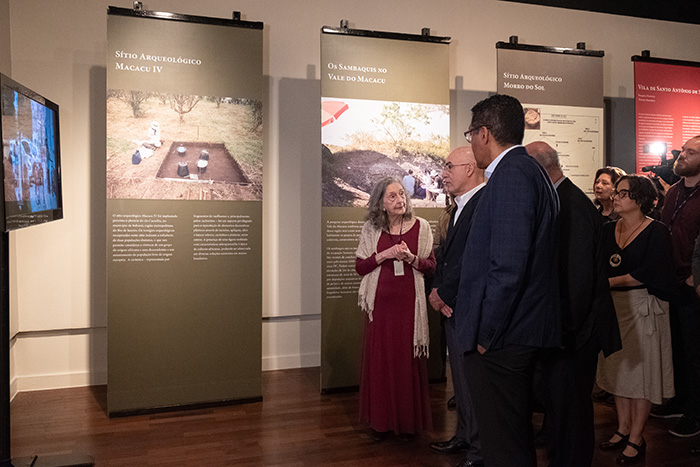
394, 260, 405, 276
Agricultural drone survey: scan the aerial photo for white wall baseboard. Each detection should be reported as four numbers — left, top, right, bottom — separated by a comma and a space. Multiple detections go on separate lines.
10, 319, 321, 398
9, 376, 17, 402
262, 352, 320, 371
13, 369, 107, 395
10, 357, 319, 399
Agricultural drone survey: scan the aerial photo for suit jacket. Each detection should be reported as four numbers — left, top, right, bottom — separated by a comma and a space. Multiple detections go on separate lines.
556, 178, 621, 356
434, 187, 484, 310
454, 146, 561, 353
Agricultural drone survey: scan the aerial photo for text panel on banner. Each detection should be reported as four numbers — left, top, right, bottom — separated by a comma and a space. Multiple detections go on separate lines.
106, 10, 263, 414
321, 30, 450, 391
634, 60, 700, 176
497, 47, 604, 197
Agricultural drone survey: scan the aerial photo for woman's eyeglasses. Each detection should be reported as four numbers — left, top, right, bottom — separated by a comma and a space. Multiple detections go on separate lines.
613, 189, 630, 199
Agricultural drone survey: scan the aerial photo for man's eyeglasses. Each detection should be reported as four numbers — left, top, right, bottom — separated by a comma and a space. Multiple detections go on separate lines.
443, 161, 474, 171
464, 125, 486, 144
613, 189, 630, 199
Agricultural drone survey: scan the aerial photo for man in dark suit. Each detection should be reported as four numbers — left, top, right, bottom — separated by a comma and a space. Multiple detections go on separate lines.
428, 146, 485, 467
526, 141, 621, 467
454, 94, 560, 467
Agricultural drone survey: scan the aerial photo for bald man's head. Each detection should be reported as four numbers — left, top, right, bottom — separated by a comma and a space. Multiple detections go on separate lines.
525, 141, 563, 184
442, 146, 484, 197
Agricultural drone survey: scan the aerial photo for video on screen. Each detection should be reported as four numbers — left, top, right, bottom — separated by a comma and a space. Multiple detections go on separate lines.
1, 85, 60, 219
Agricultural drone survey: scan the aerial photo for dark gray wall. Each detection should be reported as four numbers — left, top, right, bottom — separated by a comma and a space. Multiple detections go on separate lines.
604, 97, 636, 173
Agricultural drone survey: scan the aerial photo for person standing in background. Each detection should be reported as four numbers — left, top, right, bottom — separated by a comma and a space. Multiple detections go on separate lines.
654, 136, 700, 440
594, 166, 626, 221
526, 141, 621, 467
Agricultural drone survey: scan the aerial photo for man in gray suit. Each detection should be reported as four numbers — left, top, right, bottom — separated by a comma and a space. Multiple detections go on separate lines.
428, 146, 485, 467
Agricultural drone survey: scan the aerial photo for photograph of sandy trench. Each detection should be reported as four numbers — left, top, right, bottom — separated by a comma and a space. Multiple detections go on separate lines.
106, 89, 262, 201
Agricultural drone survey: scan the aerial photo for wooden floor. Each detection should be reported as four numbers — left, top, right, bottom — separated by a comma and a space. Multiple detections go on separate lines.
9, 367, 700, 466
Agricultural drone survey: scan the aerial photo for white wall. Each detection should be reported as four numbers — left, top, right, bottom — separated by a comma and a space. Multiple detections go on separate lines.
6, 0, 700, 395
0, 0, 9, 74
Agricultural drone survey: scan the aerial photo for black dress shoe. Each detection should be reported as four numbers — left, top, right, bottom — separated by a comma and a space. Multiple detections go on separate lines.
616, 438, 645, 465
455, 459, 484, 467
429, 436, 469, 454
369, 429, 388, 442
600, 431, 629, 451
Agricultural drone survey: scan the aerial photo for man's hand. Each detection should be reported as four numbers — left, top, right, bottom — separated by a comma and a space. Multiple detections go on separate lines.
657, 176, 671, 196
429, 288, 445, 311
477, 345, 486, 354
440, 304, 453, 318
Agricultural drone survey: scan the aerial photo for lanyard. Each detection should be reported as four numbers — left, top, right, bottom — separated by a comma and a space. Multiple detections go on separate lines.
668, 182, 700, 233
389, 218, 403, 244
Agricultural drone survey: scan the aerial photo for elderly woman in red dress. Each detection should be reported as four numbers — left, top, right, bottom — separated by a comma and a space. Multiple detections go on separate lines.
356, 177, 435, 442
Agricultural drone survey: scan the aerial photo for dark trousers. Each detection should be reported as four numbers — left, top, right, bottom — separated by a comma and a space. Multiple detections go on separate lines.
445, 322, 481, 460
670, 284, 700, 418
540, 334, 600, 467
464, 344, 538, 467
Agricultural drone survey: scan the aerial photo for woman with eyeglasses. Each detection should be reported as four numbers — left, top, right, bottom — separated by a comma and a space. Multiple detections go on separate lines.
355, 177, 436, 442
596, 174, 677, 465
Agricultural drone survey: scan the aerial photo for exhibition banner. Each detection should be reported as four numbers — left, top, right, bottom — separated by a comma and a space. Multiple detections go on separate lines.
497, 43, 604, 196
106, 8, 263, 414
633, 57, 700, 175
321, 28, 450, 391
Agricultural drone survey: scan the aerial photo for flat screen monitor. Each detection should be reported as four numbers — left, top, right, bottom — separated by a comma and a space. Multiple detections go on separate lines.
0, 73, 63, 231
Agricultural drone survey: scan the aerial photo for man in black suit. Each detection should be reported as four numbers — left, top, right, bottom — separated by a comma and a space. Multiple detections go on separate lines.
428, 146, 485, 467
526, 141, 621, 467
454, 95, 560, 467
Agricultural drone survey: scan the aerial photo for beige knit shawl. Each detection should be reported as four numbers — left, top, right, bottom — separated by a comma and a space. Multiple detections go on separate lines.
356, 216, 433, 357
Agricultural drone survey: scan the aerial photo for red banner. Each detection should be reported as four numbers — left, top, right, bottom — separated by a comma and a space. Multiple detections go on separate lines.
634, 61, 700, 174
